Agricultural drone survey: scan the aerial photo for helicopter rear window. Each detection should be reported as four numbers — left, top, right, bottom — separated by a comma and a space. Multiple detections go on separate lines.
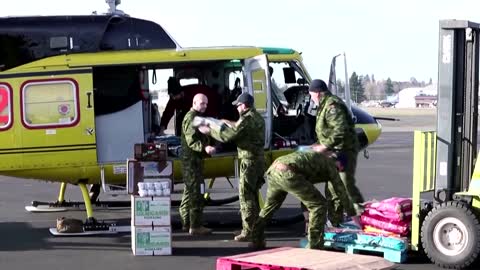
0, 84, 12, 130
22, 79, 79, 128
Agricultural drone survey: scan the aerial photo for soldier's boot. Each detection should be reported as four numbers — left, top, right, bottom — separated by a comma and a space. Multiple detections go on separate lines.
248, 240, 266, 250
189, 226, 213, 236
305, 242, 325, 250
234, 232, 251, 242
181, 221, 190, 232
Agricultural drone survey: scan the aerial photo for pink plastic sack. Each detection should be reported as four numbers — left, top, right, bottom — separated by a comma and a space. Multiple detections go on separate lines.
363, 225, 402, 238
365, 208, 412, 222
360, 213, 410, 236
365, 197, 412, 214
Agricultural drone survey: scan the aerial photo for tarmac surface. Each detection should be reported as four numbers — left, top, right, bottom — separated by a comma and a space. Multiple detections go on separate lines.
0, 112, 465, 270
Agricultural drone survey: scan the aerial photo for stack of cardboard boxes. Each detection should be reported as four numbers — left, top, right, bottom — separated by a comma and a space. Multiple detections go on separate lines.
128, 143, 173, 256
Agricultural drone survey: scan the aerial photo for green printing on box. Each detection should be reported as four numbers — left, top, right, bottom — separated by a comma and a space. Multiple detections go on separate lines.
135, 200, 169, 219
136, 231, 170, 249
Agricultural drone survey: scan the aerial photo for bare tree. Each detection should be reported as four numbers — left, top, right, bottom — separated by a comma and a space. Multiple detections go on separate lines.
364, 81, 379, 100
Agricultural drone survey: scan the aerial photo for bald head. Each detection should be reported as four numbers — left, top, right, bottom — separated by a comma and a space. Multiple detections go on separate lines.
192, 93, 208, 113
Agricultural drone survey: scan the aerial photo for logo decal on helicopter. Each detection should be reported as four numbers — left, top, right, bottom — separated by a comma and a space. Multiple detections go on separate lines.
58, 104, 71, 115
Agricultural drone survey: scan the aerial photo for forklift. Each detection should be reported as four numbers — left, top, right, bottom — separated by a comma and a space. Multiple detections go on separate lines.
411, 20, 480, 269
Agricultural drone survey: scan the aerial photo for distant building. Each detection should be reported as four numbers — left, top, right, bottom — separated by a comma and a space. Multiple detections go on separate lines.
396, 84, 437, 108
415, 95, 437, 108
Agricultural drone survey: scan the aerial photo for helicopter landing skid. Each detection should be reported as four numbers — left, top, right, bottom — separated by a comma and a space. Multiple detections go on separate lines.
25, 200, 131, 213
25, 206, 68, 212
49, 221, 130, 236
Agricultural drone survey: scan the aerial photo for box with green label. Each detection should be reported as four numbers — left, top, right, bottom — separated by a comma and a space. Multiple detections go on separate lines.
131, 226, 172, 256
131, 196, 171, 226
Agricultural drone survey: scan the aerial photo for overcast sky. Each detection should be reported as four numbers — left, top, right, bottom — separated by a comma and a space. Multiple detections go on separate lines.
2, 0, 479, 83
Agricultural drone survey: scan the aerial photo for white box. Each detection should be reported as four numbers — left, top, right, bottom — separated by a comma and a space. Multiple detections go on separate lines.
131, 226, 172, 256
141, 161, 173, 177
127, 160, 173, 195
131, 196, 171, 226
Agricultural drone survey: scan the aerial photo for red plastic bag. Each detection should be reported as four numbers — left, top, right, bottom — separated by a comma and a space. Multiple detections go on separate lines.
365, 197, 412, 214
363, 225, 402, 238
365, 208, 412, 222
360, 213, 410, 235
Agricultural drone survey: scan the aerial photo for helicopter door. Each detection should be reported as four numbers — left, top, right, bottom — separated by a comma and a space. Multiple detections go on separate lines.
328, 53, 354, 115
243, 54, 272, 148
20, 71, 97, 170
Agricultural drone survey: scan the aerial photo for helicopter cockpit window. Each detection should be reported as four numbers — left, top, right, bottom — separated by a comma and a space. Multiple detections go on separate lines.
0, 84, 12, 130
228, 70, 243, 96
224, 70, 243, 120
270, 61, 315, 145
269, 62, 309, 116
22, 79, 79, 128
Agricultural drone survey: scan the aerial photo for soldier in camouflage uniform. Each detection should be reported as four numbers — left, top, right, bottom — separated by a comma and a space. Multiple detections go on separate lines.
249, 146, 357, 250
180, 93, 217, 236
198, 92, 265, 241
308, 79, 364, 224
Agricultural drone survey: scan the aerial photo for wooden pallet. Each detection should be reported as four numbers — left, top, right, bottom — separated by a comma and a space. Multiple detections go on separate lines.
216, 247, 396, 270
300, 238, 407, 263
342, 242, 407, 264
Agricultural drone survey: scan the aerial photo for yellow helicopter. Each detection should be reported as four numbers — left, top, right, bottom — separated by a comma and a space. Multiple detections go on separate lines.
0, 1, 384, 230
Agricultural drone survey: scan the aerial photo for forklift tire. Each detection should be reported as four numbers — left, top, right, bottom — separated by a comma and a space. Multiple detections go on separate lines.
421, 201, 480, 269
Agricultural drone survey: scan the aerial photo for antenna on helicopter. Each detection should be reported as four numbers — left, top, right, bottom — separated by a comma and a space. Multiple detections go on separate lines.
105, 0, 127, 16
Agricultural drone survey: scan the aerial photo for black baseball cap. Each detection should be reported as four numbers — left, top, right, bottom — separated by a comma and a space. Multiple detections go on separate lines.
232, 92, 254, 107
308, 79, 329, 93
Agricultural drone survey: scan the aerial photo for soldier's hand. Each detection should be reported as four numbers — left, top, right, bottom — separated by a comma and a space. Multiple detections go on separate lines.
273, 162, 289, 172
205, 146, 216, 155
311, 144, 328, 153
221, 119, 235, 126
198, 125, 211, 134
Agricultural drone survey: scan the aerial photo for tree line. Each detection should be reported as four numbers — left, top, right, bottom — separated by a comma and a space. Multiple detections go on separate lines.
335, 72, 433, 103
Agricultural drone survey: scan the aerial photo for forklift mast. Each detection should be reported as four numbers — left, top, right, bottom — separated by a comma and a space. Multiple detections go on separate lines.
435, 20, 480, 202
410, 21, 480, 269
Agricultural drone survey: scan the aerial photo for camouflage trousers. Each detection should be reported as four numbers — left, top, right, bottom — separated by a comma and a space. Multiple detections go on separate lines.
326, 149, 364, 225
239, 157, 265, 236
179, 156, 205, 228
252, 169, 327, 249
302, 182, 343, 227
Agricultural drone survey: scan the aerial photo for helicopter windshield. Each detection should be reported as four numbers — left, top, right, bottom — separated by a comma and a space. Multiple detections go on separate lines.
268, 61, 310, 116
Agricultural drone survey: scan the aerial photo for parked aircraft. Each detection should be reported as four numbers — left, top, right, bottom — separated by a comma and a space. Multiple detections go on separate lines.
0, 1, 384, 231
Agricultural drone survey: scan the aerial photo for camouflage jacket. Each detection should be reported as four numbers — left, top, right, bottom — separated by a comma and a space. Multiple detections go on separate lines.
181, 109, 209, 160
268, 151, 356, 216
316, 94, 359, 152
210, 108, 264, 160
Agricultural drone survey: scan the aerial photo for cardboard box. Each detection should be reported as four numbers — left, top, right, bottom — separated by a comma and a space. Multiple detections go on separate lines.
127, 159, 173, 195
132, 226, 172, 256
134, 143, 167, 161
131, 196, 171, 226
141, 161, 173, 177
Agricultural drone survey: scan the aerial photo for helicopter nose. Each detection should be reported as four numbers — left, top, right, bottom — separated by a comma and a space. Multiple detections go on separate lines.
368, 122, 382, 145
356, 123, 382, 150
